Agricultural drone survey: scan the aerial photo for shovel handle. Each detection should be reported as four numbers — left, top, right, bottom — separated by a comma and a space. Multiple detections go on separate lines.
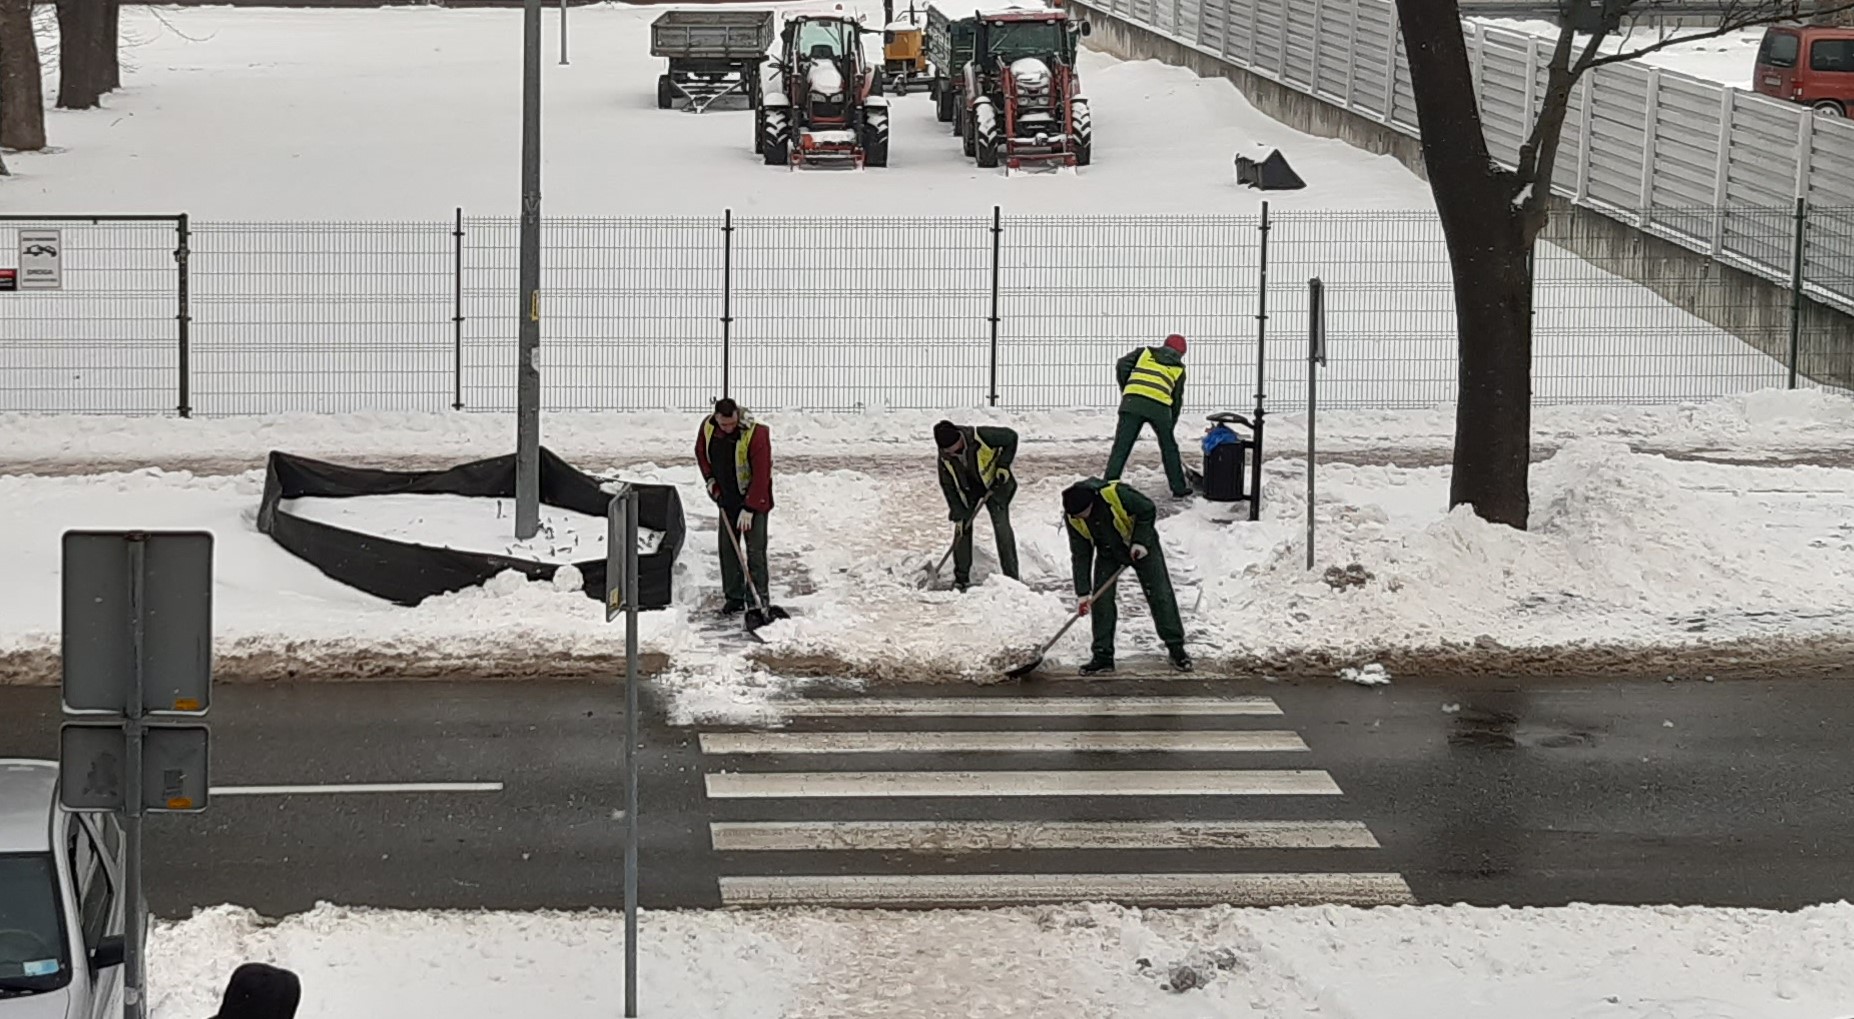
928, 486, 994, 582
1034, 563, 1129, 658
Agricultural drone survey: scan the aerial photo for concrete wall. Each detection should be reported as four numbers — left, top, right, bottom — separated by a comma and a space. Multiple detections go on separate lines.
1081, 5, 1853, 392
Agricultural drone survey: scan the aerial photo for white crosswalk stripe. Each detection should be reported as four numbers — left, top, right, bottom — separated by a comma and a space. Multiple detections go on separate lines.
698, 693, 1411, 909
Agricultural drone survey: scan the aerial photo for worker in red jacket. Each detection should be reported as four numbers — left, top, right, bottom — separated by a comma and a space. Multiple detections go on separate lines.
695, 398, 775, 615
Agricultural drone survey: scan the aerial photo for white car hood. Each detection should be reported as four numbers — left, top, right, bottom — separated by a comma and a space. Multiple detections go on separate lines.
0, 987, 74, 1019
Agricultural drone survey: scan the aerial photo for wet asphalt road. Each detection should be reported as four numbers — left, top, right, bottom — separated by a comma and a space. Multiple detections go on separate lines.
1, 675, 1851, 916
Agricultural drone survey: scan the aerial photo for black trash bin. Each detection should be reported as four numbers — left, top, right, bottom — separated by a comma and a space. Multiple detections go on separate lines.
1200, 412, 1255, 503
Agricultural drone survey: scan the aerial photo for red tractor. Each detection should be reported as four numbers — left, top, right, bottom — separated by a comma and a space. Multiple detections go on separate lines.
754, 12, 890, 168
960, 9, 1091, 171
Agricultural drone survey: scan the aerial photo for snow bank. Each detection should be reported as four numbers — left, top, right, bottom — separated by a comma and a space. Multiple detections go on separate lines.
4, 411, 1852, 708
148, 900, 1854, 1019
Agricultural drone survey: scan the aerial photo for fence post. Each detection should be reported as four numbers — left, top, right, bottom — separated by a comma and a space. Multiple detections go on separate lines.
721, 208, 734, 399
988, 205, 1002, 407
1250, 202, 1270, 523
1309, 0, 1322, 94
1710, 89, 1733, 256
1345, 0, 1361, 110
174, 214, 191, 419
1574, 70, 1596, 202
1789, 197, 1807, 390
1383, 6, 1399, 126
1636, 69, 1661, 225
453, 208, 465, 411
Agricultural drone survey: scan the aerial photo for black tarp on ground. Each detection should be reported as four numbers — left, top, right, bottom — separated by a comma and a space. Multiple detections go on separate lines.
256, 448, 685, 609
1234, 149, 1307, 191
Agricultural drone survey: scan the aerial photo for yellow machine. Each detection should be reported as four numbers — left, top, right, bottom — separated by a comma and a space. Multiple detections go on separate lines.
882, 0, 932, 94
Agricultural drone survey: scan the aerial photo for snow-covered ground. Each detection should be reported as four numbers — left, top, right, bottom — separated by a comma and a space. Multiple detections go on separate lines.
7, 4, 1428, 217
4, 391, 1852, 713
149, 900, 1854, 1019
1481, 20, 1764, 89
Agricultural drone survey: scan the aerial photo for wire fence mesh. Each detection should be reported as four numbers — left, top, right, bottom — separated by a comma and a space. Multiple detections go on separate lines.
3, 207, 1849, 417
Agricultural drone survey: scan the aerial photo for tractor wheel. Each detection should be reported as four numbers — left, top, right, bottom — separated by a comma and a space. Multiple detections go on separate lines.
761, 107, 791, 166
863, 106, 890, 167
935, 82, 954, 123
961, 103, 977, 157
974, 101, 1000, 169
657, 74, 676, 110
1070, 99, 1092, 167
929, 76, 941, 102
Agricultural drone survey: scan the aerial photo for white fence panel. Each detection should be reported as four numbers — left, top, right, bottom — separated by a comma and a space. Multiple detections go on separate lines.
1252, 2, 1285, 77
1282, 2, 1317, 90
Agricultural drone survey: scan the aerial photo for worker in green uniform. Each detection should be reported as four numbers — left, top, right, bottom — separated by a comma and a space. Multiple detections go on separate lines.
1104, 333, 1190, 498
934, 420, 1019, 592
1062, 478, 1191, 674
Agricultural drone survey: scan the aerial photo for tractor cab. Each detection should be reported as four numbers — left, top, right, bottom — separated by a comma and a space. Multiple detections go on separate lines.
961, 10, 1092, 171
755, 11, 891, 168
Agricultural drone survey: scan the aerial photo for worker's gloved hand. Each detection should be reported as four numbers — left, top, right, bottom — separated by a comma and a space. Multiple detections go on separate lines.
737, 510, 755, 534
1076, 597, 1091, 616
993, 468, 1011, 486
1130, 544, 1149, 562
707, 479, 721, 504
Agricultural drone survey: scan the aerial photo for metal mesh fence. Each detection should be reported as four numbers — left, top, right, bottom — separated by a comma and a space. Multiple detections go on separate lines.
5, 207, 1850, 417
190, 221, 453, 416
0, 217, 180, 415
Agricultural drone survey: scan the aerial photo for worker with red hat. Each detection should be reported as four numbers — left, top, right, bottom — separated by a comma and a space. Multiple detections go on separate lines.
1104, 333, 1191, 498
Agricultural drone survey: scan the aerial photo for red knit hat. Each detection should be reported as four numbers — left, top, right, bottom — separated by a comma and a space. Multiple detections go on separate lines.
1164, 333, 1188, 354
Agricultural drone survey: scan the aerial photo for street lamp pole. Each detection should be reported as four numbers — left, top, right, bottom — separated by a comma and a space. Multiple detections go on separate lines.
516, 0, 542, 539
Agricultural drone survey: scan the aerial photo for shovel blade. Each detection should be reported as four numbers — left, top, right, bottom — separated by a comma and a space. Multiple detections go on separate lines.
744, 608, 770, 631
1004, 656, 1043, 680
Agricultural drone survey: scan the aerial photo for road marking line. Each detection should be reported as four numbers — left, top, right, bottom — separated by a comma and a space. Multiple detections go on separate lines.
768, 696, 1281, 718
711, 819, 1381, 852
700, 730, 1309, 755
718, 872, 1416, 908
703, 769, 1341, 798
210, 782, 504, 796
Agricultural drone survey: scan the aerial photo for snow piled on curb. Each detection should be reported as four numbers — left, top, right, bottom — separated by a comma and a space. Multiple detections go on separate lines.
150, 900, 1854, 1019
4, 432, 1852, 715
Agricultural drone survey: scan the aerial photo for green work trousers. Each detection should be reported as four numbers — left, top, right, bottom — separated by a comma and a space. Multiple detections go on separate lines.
1088, 539, 1186, 662
1104, 397, 1188, 497
952, 495, 1020, 586
718, 515, 770, 606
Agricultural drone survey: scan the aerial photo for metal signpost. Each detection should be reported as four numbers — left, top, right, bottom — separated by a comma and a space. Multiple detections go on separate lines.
560, 0, 570, 64
59, 531, 213, 1019
1306, 279, 1326, 571
605, 488, 641, 1019
516, 0, 544, 540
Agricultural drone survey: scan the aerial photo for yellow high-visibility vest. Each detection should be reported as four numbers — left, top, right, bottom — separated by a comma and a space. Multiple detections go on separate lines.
1123, 349, 1184, 406
703, 418, 758, 492
940, 428, 1002, 503
1067, 482, 1135, 544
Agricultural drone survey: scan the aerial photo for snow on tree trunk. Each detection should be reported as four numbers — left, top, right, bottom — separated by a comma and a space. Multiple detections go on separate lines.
0, 0, 47, 151
1394, 0, 1533, 529
56, 0, 107, 110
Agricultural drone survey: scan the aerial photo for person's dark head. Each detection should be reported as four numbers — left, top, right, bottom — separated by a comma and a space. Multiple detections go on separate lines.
211, 962, 301, 1019
933, 420, 963, 455
713, 398, 741, 434
1062, 484, 1095, 518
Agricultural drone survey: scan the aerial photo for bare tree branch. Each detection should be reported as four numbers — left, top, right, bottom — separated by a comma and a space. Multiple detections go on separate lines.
1578, 0, 1854, 71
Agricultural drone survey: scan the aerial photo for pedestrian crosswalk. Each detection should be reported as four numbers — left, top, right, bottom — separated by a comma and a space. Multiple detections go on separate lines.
695, 691, 1414, 909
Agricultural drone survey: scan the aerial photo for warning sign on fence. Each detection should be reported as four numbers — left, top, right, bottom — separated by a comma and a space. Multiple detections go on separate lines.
0, 268, 15, 292
18, 229, 62, 290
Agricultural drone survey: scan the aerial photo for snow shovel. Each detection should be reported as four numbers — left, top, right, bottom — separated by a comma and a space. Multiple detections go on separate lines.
1005, 563, 1129, 680
723, 514, 787, 634
919, 487, 994, 589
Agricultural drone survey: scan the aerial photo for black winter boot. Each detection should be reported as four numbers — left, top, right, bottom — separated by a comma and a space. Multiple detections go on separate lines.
1078, 656, 1116, 676
719, 600, 745, 616
1169, 646, 1194, 672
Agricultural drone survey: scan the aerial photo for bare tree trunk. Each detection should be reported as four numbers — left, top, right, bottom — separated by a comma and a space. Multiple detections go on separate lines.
56, 0, 107, 110
0, 0, 47, 151
102, 0, 119, 91
1396, 0, 1533, 529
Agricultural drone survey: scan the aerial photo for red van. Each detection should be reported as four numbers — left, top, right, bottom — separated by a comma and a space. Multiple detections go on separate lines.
1754, 25, 1854, 117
